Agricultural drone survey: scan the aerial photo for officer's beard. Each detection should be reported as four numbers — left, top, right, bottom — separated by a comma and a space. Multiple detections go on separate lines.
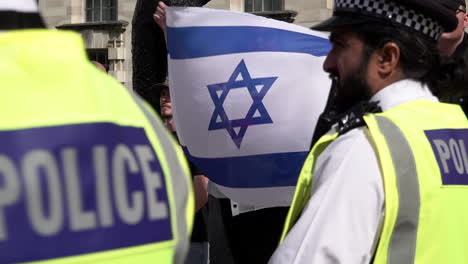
331, 54, 373, 114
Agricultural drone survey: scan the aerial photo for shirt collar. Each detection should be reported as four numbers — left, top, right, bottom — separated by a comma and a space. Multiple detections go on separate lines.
370, 79, 439, 111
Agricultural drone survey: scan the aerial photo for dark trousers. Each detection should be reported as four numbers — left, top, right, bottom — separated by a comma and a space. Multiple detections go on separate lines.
206, 195, 289, 264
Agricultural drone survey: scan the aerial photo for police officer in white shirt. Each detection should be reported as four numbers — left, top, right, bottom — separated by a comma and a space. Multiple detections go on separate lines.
270, 0, 468, 263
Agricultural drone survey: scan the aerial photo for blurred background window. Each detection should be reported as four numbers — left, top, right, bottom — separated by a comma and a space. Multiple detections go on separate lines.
86, 0, 117, 22
87, 49, 109, 71
245, 0, 283, 12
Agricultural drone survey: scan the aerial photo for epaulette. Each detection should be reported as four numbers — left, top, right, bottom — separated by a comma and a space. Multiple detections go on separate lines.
336, 101, 382, 135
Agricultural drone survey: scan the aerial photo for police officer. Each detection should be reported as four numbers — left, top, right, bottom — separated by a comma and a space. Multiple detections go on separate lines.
0, 1, 194, 263
270, 0, 468, 263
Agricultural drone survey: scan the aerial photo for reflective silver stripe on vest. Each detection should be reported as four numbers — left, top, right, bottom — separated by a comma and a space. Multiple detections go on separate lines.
375, 116, 420, 264
132, 95, 190, 264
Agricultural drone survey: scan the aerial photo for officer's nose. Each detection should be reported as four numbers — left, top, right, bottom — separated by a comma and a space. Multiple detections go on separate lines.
323, 52, 336, 74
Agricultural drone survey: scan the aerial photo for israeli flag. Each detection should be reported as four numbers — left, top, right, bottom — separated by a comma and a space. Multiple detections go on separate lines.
167, 7, 331, 206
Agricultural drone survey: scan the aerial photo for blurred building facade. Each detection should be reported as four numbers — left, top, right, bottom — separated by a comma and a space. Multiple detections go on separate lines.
39, 0, 333, 90
39, 0, 136, 89
206, 0, 333, 28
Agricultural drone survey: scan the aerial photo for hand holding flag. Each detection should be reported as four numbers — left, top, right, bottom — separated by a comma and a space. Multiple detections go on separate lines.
166, 7, 331, 206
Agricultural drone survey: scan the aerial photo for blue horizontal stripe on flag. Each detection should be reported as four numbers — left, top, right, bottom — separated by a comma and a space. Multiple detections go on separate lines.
183, 147, 308, 188
168, 26, 331, 59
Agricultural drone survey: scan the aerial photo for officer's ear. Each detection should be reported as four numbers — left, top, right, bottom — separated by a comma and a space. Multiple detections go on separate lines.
375, 41, 401, 78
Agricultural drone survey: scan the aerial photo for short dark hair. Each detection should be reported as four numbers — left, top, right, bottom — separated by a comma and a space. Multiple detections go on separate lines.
354, 24, 439, 84
352, 23, 468, 97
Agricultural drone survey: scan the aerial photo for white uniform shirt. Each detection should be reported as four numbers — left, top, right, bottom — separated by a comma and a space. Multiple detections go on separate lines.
269, 79, 438, 264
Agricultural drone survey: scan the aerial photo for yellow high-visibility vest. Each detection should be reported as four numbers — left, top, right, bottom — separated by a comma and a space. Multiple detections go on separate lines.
281, 99, 468, 263
0, 30, 194, 264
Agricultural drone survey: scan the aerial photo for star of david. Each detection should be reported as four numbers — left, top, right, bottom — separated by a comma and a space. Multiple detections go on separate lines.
207, 59, 277, 149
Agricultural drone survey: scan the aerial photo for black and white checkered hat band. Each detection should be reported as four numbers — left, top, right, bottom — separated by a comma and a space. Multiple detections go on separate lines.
0, 0, 46, 30
335, 0, 444, 39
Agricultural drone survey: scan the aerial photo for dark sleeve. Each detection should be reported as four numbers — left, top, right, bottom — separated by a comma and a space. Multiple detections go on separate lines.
131, 0, 212, 115
131, 0, 168, 117
188, 160, 203, 176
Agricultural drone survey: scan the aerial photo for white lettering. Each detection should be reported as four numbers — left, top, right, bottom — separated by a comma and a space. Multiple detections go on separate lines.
433, 139, 451, 173
112, 144, 144, 225
93, 146, 114, 227
449, 139, 465, 174
135, 145, 168, 220
62, 148, 97, 231
0, 142, 170, 238
458, 140, 468, 175
22, 150, 63, 236
0, 155, 20, 241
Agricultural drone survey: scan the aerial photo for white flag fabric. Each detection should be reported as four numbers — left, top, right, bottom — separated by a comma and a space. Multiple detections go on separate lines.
167, 7, 331, 206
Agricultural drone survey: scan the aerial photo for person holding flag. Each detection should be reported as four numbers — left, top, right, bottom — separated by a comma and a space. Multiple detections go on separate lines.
438, 0, 468, 115
154, 3, 331, 263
